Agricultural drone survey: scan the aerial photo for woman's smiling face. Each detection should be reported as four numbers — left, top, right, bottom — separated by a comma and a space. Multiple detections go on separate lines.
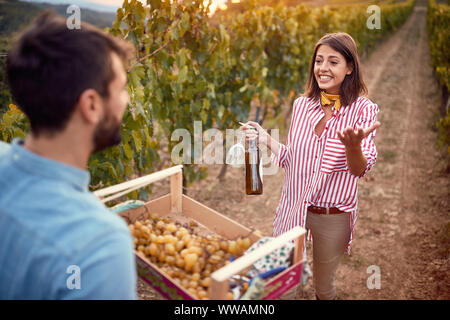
314, 44, 353, 95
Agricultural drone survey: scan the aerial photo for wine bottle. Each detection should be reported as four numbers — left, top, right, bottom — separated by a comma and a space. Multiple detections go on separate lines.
245, 138, 263, 195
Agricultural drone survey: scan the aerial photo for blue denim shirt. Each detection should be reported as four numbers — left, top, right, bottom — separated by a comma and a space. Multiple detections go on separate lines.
0, 139, 137, 299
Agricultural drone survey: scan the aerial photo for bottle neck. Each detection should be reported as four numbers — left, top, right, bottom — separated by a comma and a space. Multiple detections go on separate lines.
249, 139, 257, 150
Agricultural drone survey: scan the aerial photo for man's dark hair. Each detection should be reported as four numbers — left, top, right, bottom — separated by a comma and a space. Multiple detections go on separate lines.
6, 11, 134, 136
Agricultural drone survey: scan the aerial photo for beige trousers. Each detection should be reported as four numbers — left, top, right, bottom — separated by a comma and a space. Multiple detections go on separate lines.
305, 210, 351, 300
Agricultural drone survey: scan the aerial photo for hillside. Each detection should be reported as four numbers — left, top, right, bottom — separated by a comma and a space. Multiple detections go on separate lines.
0, 0, 117, 112
0, 0, 116, 37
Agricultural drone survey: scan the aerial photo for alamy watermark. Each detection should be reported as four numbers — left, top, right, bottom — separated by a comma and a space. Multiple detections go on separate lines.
367, 5, 381, 30
366, 265, 381, 289
170, 121, 279, 175
66, 265, 81, 290
66, 5, 81, 30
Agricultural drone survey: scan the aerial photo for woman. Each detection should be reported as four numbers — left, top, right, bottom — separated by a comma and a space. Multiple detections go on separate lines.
243, 32, 380, 300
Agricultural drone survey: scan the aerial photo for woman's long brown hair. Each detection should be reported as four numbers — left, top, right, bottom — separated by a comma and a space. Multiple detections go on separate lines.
304, 32, 368, 107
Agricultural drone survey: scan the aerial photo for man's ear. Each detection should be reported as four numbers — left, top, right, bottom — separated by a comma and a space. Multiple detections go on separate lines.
77, 89, 103, 125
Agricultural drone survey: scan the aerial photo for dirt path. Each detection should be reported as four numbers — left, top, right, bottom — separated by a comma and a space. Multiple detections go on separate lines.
137, 0, 449, 300
332, 0, 449, 299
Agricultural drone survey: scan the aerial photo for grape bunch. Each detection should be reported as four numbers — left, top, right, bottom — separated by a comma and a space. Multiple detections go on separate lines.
129, 212, 252, 299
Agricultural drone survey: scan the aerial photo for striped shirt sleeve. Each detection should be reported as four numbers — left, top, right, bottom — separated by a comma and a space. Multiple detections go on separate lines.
357, 102, 379, 178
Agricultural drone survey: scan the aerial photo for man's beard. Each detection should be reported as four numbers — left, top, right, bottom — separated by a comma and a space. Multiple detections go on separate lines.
92, 114, 122, 154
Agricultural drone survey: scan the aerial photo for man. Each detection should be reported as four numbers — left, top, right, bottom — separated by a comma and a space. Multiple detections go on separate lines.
0, 11, 137, 299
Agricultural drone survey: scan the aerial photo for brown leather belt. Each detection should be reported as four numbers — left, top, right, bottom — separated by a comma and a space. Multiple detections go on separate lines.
308, 205, 347, 215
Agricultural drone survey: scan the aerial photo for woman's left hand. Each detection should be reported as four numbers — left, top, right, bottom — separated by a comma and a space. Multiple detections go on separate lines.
336, 121, 381, 150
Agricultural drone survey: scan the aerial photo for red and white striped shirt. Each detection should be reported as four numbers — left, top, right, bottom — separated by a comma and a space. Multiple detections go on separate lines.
271, 95, 379, 252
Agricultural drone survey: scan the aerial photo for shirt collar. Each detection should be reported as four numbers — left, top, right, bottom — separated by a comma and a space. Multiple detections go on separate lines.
10, 138, 90, 191
307, 96, 349, 117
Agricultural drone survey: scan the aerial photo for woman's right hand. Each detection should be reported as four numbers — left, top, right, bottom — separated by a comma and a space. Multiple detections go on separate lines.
240, 121, 268, 145
240, 121, 281, 156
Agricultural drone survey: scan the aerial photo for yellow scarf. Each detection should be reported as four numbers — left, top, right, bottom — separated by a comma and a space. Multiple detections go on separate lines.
320, 91, 341, 111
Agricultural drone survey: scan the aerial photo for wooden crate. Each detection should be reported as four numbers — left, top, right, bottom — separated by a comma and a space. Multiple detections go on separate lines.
94, 165, 306, 300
